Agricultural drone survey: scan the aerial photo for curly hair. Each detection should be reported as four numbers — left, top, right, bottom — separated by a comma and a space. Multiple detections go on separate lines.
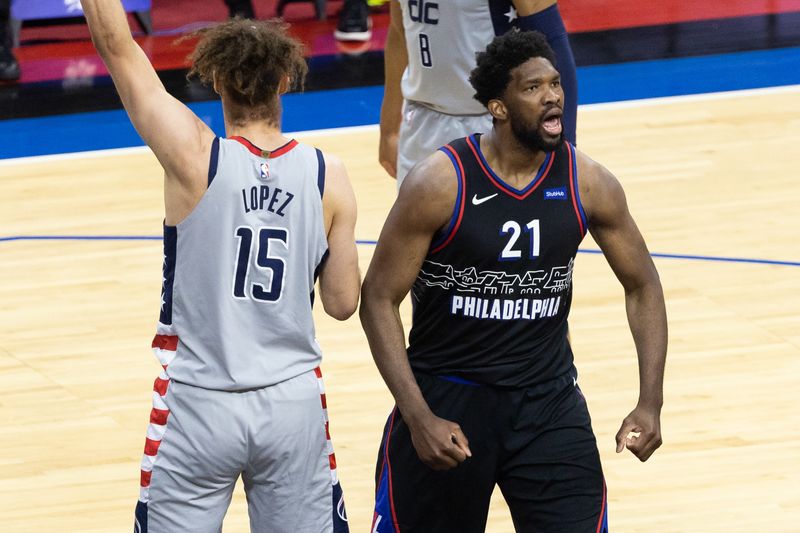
469, 30, 556, 108
187, 18, 308, 125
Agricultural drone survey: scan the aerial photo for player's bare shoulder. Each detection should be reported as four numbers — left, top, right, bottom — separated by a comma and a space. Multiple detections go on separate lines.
317, 150, 356, 231
401, 149, 457, 194
573, 146, 628, 226
396, 149, 459, 233
319, 150, 349, 197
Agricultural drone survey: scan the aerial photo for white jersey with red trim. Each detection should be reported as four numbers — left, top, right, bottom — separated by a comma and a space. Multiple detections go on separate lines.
154, 136, 329, 391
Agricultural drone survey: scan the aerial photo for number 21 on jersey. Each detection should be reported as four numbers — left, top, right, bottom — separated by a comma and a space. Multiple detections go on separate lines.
408, 0, 438, 68
500, 219, 541, 261
233, 226, 289, 302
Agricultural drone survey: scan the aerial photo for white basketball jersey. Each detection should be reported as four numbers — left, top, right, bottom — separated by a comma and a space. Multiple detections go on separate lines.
399, 0, 516, 115
153, 137, 329, 391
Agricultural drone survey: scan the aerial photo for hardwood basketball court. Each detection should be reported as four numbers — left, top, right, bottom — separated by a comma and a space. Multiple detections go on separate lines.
1, 87, 799, 531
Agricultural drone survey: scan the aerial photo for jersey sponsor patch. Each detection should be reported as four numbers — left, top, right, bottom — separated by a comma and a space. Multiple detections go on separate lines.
544, 186, 567, 200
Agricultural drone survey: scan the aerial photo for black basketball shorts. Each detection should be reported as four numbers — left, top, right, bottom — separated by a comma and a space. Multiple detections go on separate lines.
371, 369, 608, 533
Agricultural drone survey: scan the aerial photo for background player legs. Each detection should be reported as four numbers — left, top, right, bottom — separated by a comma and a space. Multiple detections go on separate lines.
0, 0, 20, 81
335, 0, 372, 41
396, 102, 491, 185
223, 0, 255, 18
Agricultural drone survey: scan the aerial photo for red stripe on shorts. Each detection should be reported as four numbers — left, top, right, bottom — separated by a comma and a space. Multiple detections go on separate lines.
144, 437, 162, 457
149, 408, 169, 425
151, 334, 178, 351
153, 377, 169, 396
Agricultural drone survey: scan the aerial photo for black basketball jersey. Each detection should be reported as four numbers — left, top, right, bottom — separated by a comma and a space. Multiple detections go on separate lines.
407, 133, 588, 388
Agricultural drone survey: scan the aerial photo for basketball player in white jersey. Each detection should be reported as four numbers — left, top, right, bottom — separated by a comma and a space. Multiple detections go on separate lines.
82, 2, 359, 531
380, 0, 578, 184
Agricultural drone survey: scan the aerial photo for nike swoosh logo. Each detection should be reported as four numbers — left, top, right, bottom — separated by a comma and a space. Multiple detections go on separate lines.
471, 193, 498, 205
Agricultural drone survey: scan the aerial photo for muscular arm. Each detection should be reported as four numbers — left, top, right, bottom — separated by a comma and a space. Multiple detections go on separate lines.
360, 153, 472, 469
81, 0, 214, 218
378, 0, 408, 178
579, 151, 667, 461
318, 153, 360, 320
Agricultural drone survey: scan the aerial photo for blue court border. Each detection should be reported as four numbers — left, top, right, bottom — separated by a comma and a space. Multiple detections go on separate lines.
1, 235, 798, 267
3, 47, 799, 268
1, 46, 800, 159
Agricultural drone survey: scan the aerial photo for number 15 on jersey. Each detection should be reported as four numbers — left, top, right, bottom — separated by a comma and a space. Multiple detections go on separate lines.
233, 226, 289, 302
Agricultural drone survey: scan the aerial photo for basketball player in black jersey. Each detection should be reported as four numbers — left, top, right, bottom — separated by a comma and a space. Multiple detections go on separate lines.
361, 30, 667, 533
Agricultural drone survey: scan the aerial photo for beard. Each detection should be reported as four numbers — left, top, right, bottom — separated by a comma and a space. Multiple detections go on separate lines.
509, 110, 563, 152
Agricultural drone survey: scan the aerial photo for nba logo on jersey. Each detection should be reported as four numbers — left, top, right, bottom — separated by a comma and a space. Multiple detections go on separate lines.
259, 162, 270, 180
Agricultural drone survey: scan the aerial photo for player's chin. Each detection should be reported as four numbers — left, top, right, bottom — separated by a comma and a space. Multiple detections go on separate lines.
539, 130, 563, 151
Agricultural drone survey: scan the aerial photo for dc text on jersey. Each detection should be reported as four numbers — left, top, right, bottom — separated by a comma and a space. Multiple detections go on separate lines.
408, 0, 438, 24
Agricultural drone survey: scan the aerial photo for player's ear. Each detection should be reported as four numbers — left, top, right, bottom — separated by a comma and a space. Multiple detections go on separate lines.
487, 98, 507, 121
212, 70, 221, 95
277, 75, 291, 95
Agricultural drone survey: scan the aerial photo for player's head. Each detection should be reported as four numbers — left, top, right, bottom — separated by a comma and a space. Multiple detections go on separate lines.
188, 19, 307, 127
469, 30, 564, 151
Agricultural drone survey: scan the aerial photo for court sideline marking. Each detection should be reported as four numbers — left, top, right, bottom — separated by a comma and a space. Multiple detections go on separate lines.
2, 86, 798, 268
0, 235, 797, 268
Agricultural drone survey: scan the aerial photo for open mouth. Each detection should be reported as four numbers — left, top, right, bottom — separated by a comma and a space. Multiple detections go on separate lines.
541, 109, 563, 137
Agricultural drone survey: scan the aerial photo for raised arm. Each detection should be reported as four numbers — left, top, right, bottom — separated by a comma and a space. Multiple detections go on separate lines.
510, 0, 557, 16
81, 0, 214, 190
318, 152, 360, 320
360, 153, 472, 470
378, 0, 408, 179
579, 151, 667, 462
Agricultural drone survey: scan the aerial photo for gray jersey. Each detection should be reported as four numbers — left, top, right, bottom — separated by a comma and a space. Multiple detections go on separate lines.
399, 0, 515, 115
154, 136, 329, 391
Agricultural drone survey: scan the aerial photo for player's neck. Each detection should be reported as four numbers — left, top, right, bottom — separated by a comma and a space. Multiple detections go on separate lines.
225, 120, 290, 152
481, 131, 548, 188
